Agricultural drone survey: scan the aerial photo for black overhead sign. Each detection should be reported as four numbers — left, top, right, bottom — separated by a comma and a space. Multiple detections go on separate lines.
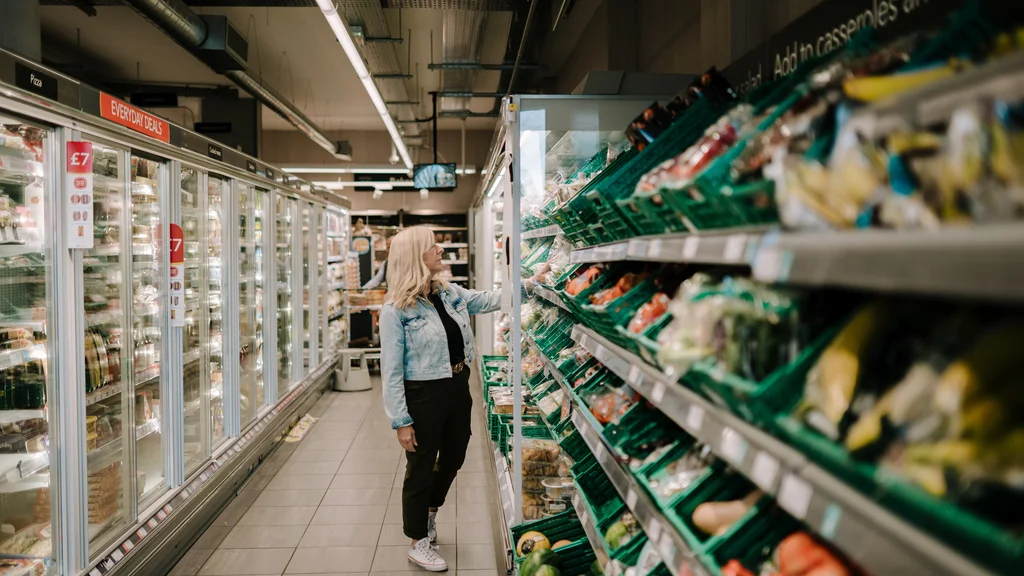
354, 173, 411, 183
208, 143, 223, 161
14, 62, 58, 101
246, 160, 258, 174
722, 0, 1024, 94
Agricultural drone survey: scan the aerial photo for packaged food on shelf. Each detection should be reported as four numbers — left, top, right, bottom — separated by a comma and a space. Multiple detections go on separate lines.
645, 443, 715, 502
692, 490, 762, 536
565, 266, 603, 297
604, 510, 640, 550
584, 383, 639, 425
627, 292, 670, 333
0, 524, 50, 558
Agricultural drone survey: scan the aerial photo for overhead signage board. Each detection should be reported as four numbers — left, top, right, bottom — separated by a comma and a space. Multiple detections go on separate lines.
99, 92, 171, 143
722, 0, 1024, 93
14, 62, 58, 101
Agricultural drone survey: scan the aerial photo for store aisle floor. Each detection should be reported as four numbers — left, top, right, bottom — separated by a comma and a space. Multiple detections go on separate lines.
169, 374, 504, 575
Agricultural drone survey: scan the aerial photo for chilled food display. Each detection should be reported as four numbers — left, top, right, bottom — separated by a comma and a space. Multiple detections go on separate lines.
238, 185, 264, 425
0, 117, 52, 574
208, 176, 226, 448
277, 194, 296, 395
181, 167, 204, 475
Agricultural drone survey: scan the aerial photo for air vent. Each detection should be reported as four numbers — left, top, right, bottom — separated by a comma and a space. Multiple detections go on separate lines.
196, 15, 248, 73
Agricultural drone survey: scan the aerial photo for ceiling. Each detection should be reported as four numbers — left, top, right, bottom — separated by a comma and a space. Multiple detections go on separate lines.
37, 1, 514, 138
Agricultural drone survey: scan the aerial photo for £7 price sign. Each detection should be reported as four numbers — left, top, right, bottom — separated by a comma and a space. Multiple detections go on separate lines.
169, 223, 185, 327
66, 141, 94, 249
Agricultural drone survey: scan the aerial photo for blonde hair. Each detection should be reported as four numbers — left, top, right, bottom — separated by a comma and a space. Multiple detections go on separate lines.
385, 226, 445, 308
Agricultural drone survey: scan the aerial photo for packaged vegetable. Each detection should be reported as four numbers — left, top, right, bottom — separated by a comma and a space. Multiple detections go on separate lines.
628, 293, 670, 333
566, 266, 602, 296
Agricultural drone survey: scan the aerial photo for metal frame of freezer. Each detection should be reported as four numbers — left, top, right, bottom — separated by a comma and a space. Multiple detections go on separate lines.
0, 47, 351, 576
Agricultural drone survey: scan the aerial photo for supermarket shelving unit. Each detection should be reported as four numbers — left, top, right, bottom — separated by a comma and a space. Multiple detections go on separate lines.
477, 44, 1024, 575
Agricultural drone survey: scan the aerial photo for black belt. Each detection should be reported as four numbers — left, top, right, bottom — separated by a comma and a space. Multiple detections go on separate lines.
452, 360, 467, 374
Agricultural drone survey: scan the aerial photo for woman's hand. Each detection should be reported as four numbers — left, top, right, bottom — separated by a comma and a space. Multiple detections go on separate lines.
397, 425, 417, 452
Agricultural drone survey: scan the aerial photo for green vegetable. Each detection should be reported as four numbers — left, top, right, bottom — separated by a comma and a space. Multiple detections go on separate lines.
534, 566, 562, 576
521, 549, 563, 576
604, 521, 629, 550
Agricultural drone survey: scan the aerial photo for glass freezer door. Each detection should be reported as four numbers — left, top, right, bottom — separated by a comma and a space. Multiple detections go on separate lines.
129, 153, 167, 508
275, 193, 295, 396
81, 139, 131, 555
238, 184, 265, 426
0, 115, 55, 571
301, 203, 312, 370
316, 206, 325, 363
208, 176, 226, 448
180, 166, 211, 475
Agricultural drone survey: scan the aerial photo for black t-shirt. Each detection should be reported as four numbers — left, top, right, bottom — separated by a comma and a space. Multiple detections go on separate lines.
429, 292, 465, 366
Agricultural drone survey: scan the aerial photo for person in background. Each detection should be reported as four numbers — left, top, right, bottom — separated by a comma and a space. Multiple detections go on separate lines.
378, 226, 501, 572
362, 235, 392, 290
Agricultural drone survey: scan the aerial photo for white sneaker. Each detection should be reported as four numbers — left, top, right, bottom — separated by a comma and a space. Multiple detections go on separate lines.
408, 537, 448, 572
427, 509, 438, 545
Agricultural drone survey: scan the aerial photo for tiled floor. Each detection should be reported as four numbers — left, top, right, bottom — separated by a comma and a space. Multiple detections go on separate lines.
170, 375, 505, 576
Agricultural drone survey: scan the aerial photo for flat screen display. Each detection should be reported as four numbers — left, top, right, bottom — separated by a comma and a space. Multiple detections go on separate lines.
413, 163, 457, 190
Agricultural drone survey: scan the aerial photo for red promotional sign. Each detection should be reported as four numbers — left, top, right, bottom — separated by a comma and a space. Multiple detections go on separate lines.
66, 141, 94, 249
99, 92, 171, 143
169, 223, 184, 265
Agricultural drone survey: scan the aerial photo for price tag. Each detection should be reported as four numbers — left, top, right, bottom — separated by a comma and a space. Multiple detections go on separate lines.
682, 236, 699, 260
627, 239, 648, 258
627, 366, 640, 385
723, 234, 746, 262
751, 452, 780, 491
626, 489, 638, 509
753, 245, 783, 281
686, 404, 705, 432
651, 381, 666, 403
719, 427, 748, 465
658, 531, 675, 564
778, 474, 813, 519
595, 442, 606, 462
646, 520, 661, 543
579, 508, 589, 527
111, 549, 124, 562
647, 239, 663, 258
66, 141, 95, 249
820, 503, 842, 540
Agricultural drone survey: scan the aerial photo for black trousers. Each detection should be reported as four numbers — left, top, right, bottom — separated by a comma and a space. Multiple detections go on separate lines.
402, 367, 473, 540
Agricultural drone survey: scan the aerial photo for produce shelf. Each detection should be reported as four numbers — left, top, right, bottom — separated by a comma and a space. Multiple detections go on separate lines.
572, 325, 991, 576
568, 225, 1024, 304
570, 491, 614, 575
533, 286, 570, 313
570, 407, 708, 576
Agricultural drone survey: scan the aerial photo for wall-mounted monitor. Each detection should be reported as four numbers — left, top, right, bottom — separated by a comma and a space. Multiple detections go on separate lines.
412, 162, 457, 190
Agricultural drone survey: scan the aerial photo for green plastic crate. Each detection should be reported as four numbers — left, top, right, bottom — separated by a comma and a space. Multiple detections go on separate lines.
500, 421, 553, 457
701, 507, 801, 576
664, 469, 764, 556
510, 509, 598, 575
573, 459, 623, 527
558, 429, 591, 465
616, 313, 672, 368
578, 278, 660, 347
683, 325, 837, 428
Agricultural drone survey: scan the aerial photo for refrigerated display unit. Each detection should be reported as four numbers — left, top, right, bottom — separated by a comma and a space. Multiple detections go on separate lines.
0, 48, 350, 576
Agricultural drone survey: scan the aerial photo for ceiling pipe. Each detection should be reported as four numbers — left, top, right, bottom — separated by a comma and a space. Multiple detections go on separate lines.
428, 62, 543, 71
123, 0, 345, 158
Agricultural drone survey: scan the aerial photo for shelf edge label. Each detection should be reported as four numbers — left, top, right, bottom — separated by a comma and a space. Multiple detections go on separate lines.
66, 141, 94, 249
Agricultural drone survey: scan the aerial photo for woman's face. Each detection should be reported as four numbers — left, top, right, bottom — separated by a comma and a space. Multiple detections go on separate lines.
422, 242, 445, 273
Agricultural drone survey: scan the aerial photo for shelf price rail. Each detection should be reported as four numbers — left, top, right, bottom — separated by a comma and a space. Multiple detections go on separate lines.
523, 328, 707, 576
571, 325, 991, 576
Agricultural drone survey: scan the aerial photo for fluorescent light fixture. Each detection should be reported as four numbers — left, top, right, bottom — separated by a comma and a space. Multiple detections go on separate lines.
283, 166, 411, 175
420, 188, 429, 199
315, 0, 413, 169
485, 165, 507, 198
312, 180, 414, 190
372, 189, 384, 200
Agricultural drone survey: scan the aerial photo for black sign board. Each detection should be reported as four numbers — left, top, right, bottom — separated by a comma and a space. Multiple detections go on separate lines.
356, 214, 401, 228
265, 167, 276, 181
354, 173, 411, 184
208, 143, 223, 161
195, 121, 233, 134
722, 0, 1024, 93
246, 160, 257, 174
130, 92, 179, 108
403, 213, 467, 228
14, 62, 58, 101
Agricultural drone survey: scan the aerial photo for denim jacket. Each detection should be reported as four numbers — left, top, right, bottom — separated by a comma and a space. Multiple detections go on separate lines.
380, 283, 501, 429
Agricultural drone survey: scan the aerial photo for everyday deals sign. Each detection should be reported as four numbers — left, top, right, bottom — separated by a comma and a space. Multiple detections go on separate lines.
99, 92, 171, 143
66, 141, 94, 249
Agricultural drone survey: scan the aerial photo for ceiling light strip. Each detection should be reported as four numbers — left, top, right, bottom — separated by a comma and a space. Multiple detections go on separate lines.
315, 0, 413, 169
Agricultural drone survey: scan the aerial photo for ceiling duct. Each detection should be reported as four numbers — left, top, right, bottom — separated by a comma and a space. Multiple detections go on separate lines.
122, 0, 347, 157
381, 1, 514, 9
440, 6, 488, 112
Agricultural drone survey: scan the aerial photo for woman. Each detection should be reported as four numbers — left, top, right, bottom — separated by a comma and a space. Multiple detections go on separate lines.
379, 226, 500, 572
362, 235, 392, 290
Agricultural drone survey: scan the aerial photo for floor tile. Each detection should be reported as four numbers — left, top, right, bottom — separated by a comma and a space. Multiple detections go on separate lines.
298, 525, 381, 548
337, 460, 397, 474
193, 526, 232, 550
170, 547, 215, 576
198, 548, 294, 575
456, 522, 494, 545
457, 458, 488, 473
329, 473, 395, 490
370, 545, 456, 572
456, 485, 495, 505
238, 506, 317, 526
298, 438, 354, 453
321, 487, 391, 506
278, 461, 341, 476
220, 525, 307, 549
239, 475, 274, 497
310, 505, 387, 525
342, 449, 401, 462
349, 439, 399, 451
457, 545, 497, 571
455, 504, 491, 523
211, 497, 254, 528
285, 546, 375, 573
253, 489, 327, 508
455, 472, 488, 488
311, 421, 363, 433
287, 450, 348, 464
388, 487, 402, 505
266, 474, 335, 491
